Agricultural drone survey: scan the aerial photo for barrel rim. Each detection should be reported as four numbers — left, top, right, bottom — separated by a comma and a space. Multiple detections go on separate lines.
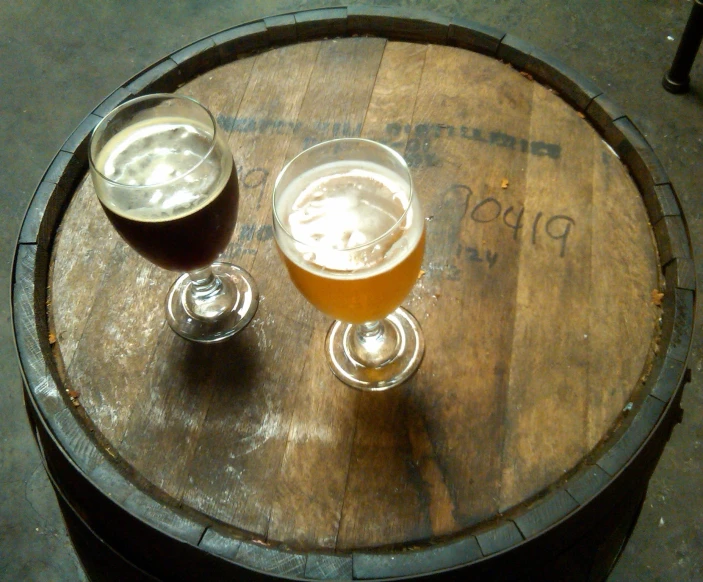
11, 5, 696, 580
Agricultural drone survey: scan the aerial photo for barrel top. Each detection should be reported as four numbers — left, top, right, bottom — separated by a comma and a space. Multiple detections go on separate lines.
45, 36, 664, 554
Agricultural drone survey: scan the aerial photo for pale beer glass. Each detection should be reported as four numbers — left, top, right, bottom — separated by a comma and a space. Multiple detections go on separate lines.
89, 94, 258, 343
273, 138, 425, 390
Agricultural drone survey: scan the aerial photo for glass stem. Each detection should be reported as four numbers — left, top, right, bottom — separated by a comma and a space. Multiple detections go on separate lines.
348, 319, 399, 368
188, 266, 223, 301
356, 320, 383, 343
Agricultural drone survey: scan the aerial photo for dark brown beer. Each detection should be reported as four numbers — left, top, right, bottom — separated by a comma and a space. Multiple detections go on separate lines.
100, 166, 238, 272
93, 115, 238, 272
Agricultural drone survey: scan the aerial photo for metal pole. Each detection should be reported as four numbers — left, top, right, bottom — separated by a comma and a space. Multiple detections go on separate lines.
663, 0, 703, 93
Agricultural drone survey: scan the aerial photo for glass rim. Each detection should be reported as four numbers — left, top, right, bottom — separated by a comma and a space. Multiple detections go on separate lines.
88, 93, 219, 190
272, 138, 416, 253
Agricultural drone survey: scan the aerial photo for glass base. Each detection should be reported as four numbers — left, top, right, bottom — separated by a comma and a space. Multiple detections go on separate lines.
165, 262, 258, 343
325, 307, 424, 391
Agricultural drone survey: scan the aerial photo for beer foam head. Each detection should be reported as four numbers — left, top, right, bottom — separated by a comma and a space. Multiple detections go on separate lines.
275, 160, 422, 276
92, 116, 231, 222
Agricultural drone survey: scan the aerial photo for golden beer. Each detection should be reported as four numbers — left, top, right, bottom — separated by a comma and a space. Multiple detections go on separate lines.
281, 229, 425, 324
273, 138, 425, 390
274, 158, 424, 324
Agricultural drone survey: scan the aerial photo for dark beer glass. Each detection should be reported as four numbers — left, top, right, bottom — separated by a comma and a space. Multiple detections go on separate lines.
89, 94, 258, 342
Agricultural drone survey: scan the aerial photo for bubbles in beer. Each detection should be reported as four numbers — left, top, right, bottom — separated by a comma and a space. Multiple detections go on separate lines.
94, 116, 231, 222
277, 160, 421, 275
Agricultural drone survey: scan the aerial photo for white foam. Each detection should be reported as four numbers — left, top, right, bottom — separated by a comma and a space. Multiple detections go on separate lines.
276, 160, 422, 278
93, 116, 232, 223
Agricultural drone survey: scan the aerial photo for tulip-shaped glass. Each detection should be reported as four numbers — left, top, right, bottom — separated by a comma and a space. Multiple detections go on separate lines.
89, 94, 258, 343
273, 138, 425, 390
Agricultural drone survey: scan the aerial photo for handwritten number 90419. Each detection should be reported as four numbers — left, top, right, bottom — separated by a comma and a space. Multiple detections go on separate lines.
234, 168, 575, 261
442, 184, 576, 258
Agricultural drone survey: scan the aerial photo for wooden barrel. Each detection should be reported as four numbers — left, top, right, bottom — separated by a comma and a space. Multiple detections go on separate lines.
13, 7, 695, 582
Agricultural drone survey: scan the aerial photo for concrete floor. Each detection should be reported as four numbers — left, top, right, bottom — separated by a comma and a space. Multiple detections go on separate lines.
1, 1, 702, 580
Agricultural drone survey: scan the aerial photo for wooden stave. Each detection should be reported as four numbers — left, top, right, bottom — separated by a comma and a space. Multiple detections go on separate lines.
11, 6, 695, 581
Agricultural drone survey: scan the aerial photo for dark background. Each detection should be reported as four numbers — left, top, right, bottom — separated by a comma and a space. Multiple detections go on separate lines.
1, 1, 701, 580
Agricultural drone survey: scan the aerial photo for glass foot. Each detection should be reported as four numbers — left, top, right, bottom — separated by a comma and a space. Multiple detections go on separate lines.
166, 262, 258, 343
326, 307, 424, 391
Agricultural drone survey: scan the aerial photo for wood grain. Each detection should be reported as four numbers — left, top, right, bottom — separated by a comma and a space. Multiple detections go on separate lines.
408, 44, 535, 530
49, 38, 660, 553
336, 41, 431, 550
500, 86, 596, 510
586, 148, 659, 449
269, 37, 387, 549
50, 178, 120, 367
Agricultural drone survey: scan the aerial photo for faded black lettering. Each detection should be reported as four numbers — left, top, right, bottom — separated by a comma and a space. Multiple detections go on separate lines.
531, 141, 561, 159
256, 225, 274, 242
489, 131, 517, 149
238, 224, 256, 242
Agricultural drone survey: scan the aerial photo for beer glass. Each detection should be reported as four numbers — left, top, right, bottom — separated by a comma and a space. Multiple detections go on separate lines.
89, 94, 258, 343
273, 138, 425, 390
